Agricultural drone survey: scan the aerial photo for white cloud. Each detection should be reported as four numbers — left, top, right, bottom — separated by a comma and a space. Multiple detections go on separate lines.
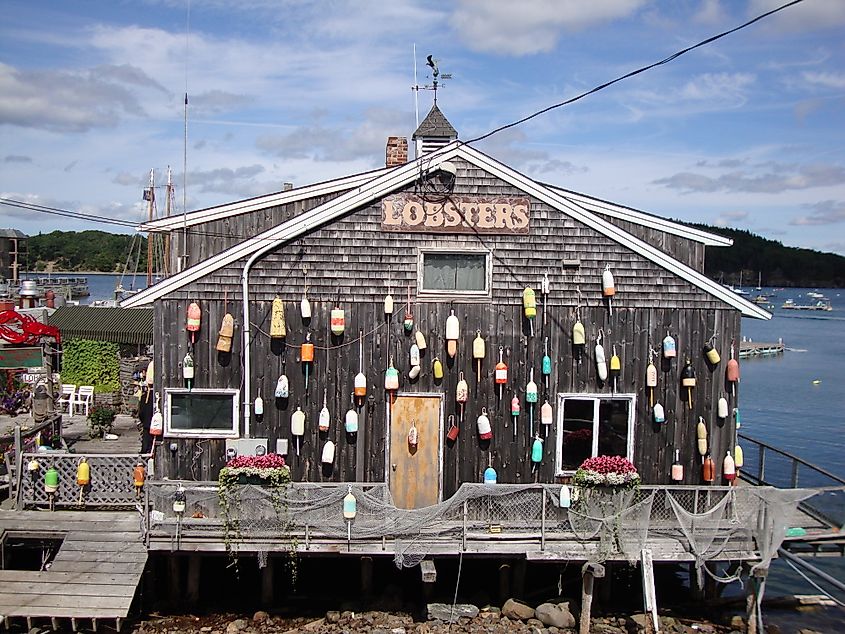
694, 0, 726, 25
790, 200, 845, 226
802, 71, 845, 90
450, 0, 647, 56
654, 163, 845, 194
748, 0, 845, 32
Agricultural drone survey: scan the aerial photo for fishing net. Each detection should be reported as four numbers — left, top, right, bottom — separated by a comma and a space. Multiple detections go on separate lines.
146, 481, 817, 579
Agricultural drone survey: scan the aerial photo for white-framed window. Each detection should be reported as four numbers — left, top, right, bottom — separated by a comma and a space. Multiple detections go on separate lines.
417, 248, 491, 298
555, 393, 636, 476
164, 388, 240, 438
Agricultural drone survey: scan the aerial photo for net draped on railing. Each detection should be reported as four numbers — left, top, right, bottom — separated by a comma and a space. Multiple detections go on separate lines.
146, 480, 816, 577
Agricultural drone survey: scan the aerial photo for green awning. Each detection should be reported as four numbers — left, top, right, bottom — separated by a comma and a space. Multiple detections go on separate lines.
48, 306, 153, 345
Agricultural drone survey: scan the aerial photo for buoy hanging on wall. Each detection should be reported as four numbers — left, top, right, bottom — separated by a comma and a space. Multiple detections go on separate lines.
404, 285, 414, 332
415, 330, 427, 350
322, 440, 335, 465
216, 313, 235, 352
609, 346, 621, 393
432, 357, 444, 380
511, 394, 520, 440
330, 302, 345, 336
717, 397, 729, 419
542, 337, 552, 388
270, 297, 286, 339
602, 265, 615, 315
572, 319, 586, 364
345, 407, 359, 433
291, 407, 305, 456
477, 407, 492, 440
653, 403, 665, 424
446, 309, 459, 358
726, 342, 740, 397
671, 448, 684, 482
186, 302, 201, 346
702, 453, 715, 483
594, 332, 608, 383
681, 358, 696, 409
254, 389, 264, 423
384, 289, 394, 318
275, 374, 289, 399
183, 352, 194, 390
385, 358, 399, 392
483, 466, 497, 484
495, 347, 508, 400
408, 420, 419, 447
319, 389, 330, 432
472, 331, 485, 385
354, 332, 366, 404
456, 372, 468, 425
300, 294, 311, 320
697, 417, 708, 458
646, 350, 658, 407
523, 287, 536, 336
723, 450, 736, 484
703, 337, 721, 367
663, 332, 677, 360
301, 333, 314, 393
409, 343, 421, 379
526, 369, 538, 436
531, 435, 543, 467
540, 400, 553, 437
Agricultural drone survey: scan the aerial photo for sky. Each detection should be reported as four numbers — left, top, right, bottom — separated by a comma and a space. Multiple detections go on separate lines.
1, 0, 844, 256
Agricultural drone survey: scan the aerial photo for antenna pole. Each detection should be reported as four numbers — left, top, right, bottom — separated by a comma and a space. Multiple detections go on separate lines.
147, 169, 154, 287
413, 43, 419, 128
181, 0, 191, 273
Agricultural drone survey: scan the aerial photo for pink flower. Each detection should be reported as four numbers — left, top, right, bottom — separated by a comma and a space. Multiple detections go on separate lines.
226, 453, 287, 469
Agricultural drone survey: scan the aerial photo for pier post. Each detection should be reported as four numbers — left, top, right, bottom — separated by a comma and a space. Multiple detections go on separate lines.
579, 562, 605, 634
186, 554, 201, 605
261, 557, 275, 606
498, 561, 511, 604
360, 556, 373, 601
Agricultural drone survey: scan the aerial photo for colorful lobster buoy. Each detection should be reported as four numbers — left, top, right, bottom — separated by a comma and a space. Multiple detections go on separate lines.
300, 291, 311, 320
301, 333, 314, 393
384, 290, 394, 318
646, 352, 658, 407
404, 285, 414, 332
472, 330, 485, 385
511, 394, 520, 440
723, 450, 736, 484
653, 402, 665, 424
734, 443, 744, 474
319, 389, 330, 432
446, 414, 459, 441
343, 485, 356, 550
270, 297, 286, 338
45, 467, 59, 508
594, 332, 608, 383
542, 337, 552, 388
697, 418, 708, 458
186, 302, 201, 346
526, 369, 538, 435
432, 356, 444, 380
133, 462, 146, 495
727, 342, 740, 397
354, 332, 366, 405
671, 449, 684, 482
559, 485, 571, 508
602, 264, 615, 315
415, 329, 427, 351
477, 407, 492, 440
483, 466, 497, 484
572, 319, 586, 364
275, 374, 289, 399
345, 406, 359, 433
322, 440, 335, 465
702, 453, 715, 483
150, 393, 163, 437
523, 287, 536, 336
703, 338, 720, 367
216, 313, 235, 352
182, 352, 194, 390
445, 309, 459, 358
456, 372, 468, 424
541, 399, 553, 437
718, 396, 729, 420
330, 302, 345, 336
681, 358, 696, 409
609, 346, 621, 393
254, 389, 264, 423
409, 343, 421, 380
663, 332, 677, 360
77, 458, 90, 486
291, 407, 305, 456
531, 435, 543, 469
385, 358, 400, 393
495, 347, 508, 400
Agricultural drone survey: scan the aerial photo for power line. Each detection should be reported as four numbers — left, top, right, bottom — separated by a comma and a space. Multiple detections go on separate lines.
467, 0, 806, 144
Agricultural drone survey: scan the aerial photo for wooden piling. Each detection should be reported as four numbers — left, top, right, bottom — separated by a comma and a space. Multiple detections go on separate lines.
579, 562, 605, 634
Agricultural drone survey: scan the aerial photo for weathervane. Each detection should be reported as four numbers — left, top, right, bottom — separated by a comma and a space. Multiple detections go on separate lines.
412, 52, 452, 124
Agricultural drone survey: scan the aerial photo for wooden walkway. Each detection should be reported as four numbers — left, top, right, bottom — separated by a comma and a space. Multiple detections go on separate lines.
739, 340, 785, 358
0, 510, 145, 630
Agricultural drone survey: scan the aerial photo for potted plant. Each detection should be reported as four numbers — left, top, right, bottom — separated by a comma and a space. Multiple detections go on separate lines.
218, 453, 291, 487
573, 455, 640, 490
87, 405, 116, 438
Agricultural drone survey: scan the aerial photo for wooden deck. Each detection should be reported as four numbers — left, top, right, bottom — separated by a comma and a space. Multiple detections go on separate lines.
739, 340, 785, 358
0, 510, 146, 629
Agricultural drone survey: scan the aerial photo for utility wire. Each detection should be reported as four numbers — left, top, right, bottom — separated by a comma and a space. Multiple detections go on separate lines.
467, 0, 805, 144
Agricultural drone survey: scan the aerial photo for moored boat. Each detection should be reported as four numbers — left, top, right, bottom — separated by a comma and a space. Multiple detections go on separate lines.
781, 298, 832, 311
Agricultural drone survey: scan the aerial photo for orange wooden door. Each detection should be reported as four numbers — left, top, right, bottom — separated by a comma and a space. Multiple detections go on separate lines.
389, 394, 442, 509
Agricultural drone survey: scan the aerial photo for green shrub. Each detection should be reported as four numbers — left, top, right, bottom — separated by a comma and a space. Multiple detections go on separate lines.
87, 405, 116, 438
61, 339, 120, 393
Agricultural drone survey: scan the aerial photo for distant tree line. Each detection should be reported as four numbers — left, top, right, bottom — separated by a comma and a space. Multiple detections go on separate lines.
25, 230, 147, 273
687, 224, 845, 288
21, 226, 845, 287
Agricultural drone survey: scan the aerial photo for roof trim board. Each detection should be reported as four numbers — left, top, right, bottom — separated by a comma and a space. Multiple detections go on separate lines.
123, 142, 770, 320
140, 166, 392, 231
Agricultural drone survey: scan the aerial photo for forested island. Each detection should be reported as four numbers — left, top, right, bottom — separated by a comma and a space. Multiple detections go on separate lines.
20, 227, 845, 288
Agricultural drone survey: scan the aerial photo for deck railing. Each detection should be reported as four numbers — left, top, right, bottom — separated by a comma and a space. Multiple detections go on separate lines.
738, 432, 845, 530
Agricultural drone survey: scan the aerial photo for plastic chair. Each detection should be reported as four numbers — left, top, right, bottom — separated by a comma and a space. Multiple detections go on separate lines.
74, 385, 95, 416
58, 384, 76, 414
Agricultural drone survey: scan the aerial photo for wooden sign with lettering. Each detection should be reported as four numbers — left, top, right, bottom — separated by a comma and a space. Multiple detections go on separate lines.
382, 195, 530, 234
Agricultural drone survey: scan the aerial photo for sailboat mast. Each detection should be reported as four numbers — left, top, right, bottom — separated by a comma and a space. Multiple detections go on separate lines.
164, 166, 173, 276
147, 169, 155, 287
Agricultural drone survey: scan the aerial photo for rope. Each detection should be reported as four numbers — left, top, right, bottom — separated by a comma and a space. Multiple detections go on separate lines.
449, 548, 464, 630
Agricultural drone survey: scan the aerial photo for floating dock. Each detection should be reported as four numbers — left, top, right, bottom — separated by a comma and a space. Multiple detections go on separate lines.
739, 340, 785, 359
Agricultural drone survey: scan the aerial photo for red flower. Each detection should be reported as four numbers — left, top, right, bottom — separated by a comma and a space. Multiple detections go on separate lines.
579, 455, 637, 475
226, 453, 287, 469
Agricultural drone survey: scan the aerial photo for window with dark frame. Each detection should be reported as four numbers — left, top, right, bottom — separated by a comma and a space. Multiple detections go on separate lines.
556, 395, 634, 474
421, 252, 488, 293
165, 389, 239, 437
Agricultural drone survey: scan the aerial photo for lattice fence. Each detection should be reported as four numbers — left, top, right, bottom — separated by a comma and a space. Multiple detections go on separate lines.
19, 452, 146, 508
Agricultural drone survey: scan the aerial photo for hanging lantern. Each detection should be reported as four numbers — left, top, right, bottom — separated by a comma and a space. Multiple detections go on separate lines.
216, 313, 235, 352
415, 330, 427, 350
301, 333, 314, 392
275, 374, 289, 399
477, 407, 492, 440
408, 420, 419, 447
697, 418, 708, 458
542, 337, 552, 388
345, 408, 359, 433
385, 359, 400, 392
446, 309, 459, 358
702, 454, 716, 483
717, 397, 729, 419
573, 319, 586, 364
330, 304, 345, 336
291, 407, 305, 456
270, 297, 286, 338
595, 334, 608, 383
523, 287, 536, 336
432, 357, 444, 380
384, 291, 394, 318
322, 441, 335, 465
663, 332, 677, 359
472, 331, 485, 385
183, 352, 194, 389
186, 302, 201, 345
404, 285, 414, 332
343, 485, 357, 519
602, 265, 615, 315
671, 449, 684, 482
681, 358, 696, 409
703, 340, 721, 367
495, 346, 508, 400
609, 346, 621, 393
726, 342, 740, 397
483, 466, 497, 484
723, 451, 736, 483
653, 403, 665, 424
531, 436, 543, 464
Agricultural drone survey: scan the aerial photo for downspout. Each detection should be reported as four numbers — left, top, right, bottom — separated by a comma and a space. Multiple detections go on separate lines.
241, 237, 288, 438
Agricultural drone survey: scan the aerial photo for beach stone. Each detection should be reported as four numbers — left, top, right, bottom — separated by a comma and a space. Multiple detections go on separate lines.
730, 616, 745, 630
225, 620, 247, 634
252, 611, 268, 624
427, 603, 479, 622
326, 611, 341, 624
535, 602, 575, 629
502, 598, 535, 621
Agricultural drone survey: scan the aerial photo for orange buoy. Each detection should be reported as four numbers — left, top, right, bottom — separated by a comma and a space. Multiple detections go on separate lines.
186, 302, 201, 345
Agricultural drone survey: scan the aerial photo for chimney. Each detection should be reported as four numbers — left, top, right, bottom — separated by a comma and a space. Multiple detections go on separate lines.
283, 182, 294, 191
386, 137, 408, 167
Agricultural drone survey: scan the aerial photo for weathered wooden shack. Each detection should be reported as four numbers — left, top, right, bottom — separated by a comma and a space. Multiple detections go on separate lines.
124, 105, 770, 507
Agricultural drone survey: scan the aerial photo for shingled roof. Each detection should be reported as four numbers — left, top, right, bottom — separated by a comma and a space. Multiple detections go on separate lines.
48, 306, 153, 345
412, 104, 457, 140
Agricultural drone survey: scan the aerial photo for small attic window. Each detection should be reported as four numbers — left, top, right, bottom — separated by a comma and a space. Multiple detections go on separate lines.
419, 250, 490, 297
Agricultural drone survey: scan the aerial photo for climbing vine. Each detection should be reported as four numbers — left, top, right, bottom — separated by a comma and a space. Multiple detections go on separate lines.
61, 339, 120, 393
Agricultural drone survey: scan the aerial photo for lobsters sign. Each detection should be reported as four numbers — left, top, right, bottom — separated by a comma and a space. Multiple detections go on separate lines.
382, 195, 530, 234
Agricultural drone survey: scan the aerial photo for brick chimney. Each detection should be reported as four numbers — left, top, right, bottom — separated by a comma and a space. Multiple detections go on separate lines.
386, 136, 408, 167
